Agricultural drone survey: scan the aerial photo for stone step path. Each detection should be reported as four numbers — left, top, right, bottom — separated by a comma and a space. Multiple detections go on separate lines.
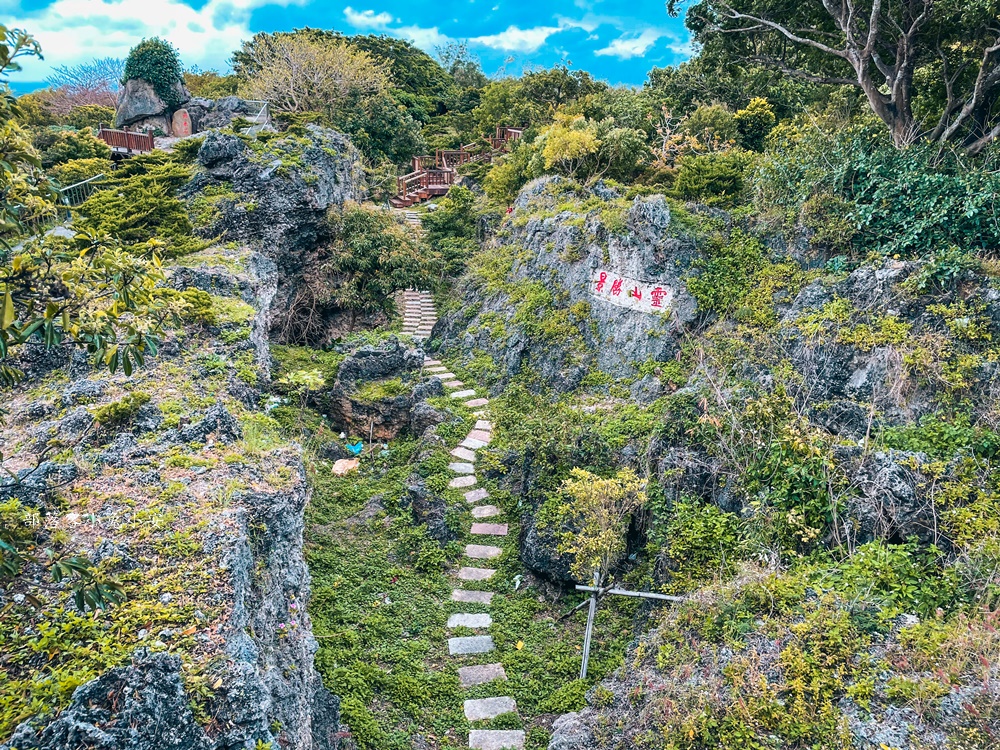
422, 351, 523, 750
400, 290, 437, 340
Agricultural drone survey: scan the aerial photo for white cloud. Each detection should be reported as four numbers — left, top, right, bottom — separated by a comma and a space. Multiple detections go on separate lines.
395, 24, 452, 51
594, 28, 662, 59
343, 7, 394, 29
469, 24, 562, 53
7, 0, 298, 79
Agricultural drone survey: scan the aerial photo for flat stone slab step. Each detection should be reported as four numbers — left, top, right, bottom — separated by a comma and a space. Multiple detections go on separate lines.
458, 662, 507, 687
449, 475, 477, 488
471, 505, 502, 519
433, 373, 457, 380
475, 420, 493, 431
469, 730, 525, 750
444, 380, 464, 388
461, 437, 488, 450
450, 389, 477, 399
451, 447, 477, 462
447, 612, 493, 628
449, 462, 476, 474
471, 523, 508, 536
424, 359, 441, 365
448, 635, 495, 655
465, 488, 489, 503
464, 696, 516, 721
467, 429, 492, 443
465, 398, 490, 408
452, 589, 494, 604
465, 544, 502, 559
457, 566, 495, 581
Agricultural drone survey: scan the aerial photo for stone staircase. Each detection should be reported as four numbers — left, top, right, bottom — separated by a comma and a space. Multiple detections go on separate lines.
421, 355, 524, 749
400, 291, 438, 341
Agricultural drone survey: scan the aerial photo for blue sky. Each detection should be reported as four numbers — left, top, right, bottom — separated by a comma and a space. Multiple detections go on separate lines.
2, 0, 693, 88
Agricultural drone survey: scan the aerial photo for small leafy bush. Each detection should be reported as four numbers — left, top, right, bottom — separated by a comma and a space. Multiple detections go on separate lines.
91, 391, 151, 427
49, 157, 111, 187
674, 151, 751, 206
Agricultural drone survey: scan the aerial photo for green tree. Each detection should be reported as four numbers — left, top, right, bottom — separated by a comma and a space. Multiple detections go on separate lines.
0, 26, 53, 238
288, 203, 433, 334
734, 97, 777, 151
122, 37, 185, 108
673, 0, 1000, 151
683, 103, 737, 149
422, 185, 478, 277
544, 467, 647, 584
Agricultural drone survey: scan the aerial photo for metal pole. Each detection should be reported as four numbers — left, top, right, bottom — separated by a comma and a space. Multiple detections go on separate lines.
579, 571, 599, 680
574, 586, 686, 603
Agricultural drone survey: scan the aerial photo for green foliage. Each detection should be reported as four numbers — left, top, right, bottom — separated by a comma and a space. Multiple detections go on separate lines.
183, 69, 237, 99
64, 105, 115, 130
756, 122, 1000, 257
91, 391, 151, 427
683, 103, 737, 146
1, 231, 172, 391
826, 541, 968, 618
538, 467, 646, 583
660, 497, 741, 583
322, 203, 433, 325
906, 246, 980, 293
883, 412, 1000, 460
123, 38, 185, 108
686, 230, 801, 326
75, 156, 203, 257
674, 151, 751, 206
733, 98, 776, 151
48, 157, 110, 186
33, 128, 110, 169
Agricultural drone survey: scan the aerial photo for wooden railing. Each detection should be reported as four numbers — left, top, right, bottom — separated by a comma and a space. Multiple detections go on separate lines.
394, 125, 522, 204
97, 126, 154, 155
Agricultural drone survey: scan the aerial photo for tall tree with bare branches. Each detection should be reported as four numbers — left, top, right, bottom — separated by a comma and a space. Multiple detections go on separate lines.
671, 0, 1000, 152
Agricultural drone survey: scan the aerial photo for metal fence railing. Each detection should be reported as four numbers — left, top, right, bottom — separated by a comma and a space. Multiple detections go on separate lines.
60, 173, 105, 208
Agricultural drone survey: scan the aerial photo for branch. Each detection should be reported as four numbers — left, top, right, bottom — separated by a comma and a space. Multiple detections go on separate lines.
716, 2, 849, 59
746, 56, 860, 87
940, 37, 1000, 143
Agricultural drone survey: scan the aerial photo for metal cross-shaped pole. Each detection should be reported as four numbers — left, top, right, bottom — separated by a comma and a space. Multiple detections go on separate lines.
574, 577, 685, 680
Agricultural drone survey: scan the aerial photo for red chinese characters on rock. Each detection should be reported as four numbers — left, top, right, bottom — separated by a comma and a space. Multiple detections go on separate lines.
589, 269, 675, 314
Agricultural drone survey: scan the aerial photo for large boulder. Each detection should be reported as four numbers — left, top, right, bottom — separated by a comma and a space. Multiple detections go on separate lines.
2, 652, 210, 750
114, 78, 190, 130
433, 176, 701, 393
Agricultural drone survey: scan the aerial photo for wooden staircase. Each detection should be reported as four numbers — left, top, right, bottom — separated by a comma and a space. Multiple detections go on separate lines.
390, 126, 523, 208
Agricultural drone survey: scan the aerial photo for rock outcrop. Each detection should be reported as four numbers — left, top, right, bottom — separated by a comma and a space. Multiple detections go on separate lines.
115, 78, 191, 133
1, 124, 365, 750
434, 176, 700, 393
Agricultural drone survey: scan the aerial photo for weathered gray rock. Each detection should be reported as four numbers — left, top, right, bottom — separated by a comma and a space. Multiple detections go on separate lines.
434, 176, 700, 392
469, 729, 525, 750
458, 662, 507, 687
447, 612, 492, 628
1, 652, 209, 750
115, 78, 190, 129
464, 696, 516, 720
402, 479, 455, 543
547, 712, 594, 750
337, 337, 423, 383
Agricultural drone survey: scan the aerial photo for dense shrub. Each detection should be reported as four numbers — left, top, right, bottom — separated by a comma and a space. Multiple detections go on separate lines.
756, 121, 1000, 257
49, 157, 111, 186
33, 127, 110, 168
674, 151, 751, 206
65, 104, 115, 130
76, 157, 202, 256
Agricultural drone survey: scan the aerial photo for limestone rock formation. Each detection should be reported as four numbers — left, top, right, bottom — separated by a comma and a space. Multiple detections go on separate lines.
114, 78, 191, 132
